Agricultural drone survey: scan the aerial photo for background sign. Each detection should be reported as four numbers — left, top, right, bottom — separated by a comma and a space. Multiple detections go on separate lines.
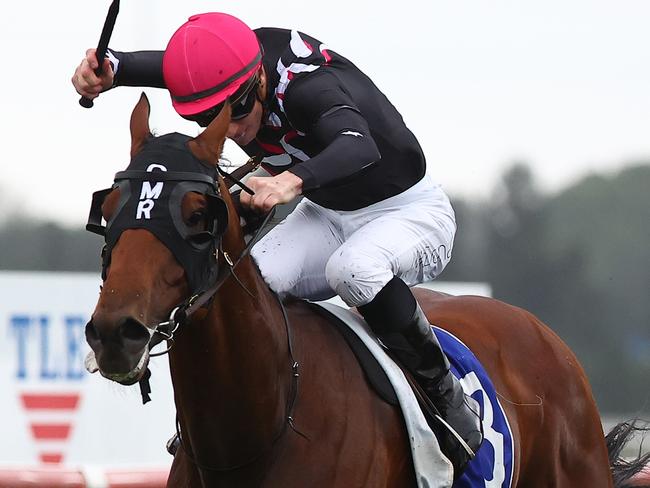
0, 271, 174, 469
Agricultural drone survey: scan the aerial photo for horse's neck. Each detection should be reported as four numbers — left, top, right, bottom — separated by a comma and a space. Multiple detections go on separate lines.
169, 250, 291, 465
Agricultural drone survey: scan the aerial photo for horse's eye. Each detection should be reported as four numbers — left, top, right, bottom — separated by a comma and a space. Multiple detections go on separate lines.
187, 210, 206, 226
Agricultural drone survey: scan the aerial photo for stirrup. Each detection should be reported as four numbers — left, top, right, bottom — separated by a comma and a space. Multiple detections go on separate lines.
420, 381, 482, 459
431, 390, 483, 477
434, 411, 478, 459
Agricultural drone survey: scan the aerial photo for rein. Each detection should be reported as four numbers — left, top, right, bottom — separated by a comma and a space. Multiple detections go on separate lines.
115, 161, 304, 471
149, 157, 265, 350
155, 164, 304, 472
129, 163, 271, 402
149, 206, 276, 354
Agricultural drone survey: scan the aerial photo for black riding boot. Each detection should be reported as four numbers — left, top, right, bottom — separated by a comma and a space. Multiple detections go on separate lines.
359, 277, 483, 475
394, 304, 484, 471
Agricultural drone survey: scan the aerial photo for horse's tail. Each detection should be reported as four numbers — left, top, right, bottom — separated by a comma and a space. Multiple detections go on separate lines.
607, 420, 650, 488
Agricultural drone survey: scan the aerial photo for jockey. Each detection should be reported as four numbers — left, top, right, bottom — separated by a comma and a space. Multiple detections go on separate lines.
72, 12, 483, 470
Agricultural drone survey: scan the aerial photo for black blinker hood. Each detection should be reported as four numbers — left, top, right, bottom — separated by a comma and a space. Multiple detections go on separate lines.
86, 133, 228, 293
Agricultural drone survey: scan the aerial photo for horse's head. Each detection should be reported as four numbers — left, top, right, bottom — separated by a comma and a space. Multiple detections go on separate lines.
84, 93, 233, 385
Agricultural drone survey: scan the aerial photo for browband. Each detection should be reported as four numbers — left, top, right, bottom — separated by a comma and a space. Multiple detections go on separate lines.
114, 170, 216, 186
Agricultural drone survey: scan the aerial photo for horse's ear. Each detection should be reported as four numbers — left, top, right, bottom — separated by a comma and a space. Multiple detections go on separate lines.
189, 102, 231, 166
130, 93, 152, 157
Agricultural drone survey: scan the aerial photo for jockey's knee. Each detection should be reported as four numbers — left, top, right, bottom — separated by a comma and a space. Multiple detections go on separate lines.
325, 249, 393, 307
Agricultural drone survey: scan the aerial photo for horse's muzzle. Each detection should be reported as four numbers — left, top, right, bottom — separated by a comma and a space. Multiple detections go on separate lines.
85, 316, 153, 384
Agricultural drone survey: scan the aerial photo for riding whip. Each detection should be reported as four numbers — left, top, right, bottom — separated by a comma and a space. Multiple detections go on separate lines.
79, 0, 121, 108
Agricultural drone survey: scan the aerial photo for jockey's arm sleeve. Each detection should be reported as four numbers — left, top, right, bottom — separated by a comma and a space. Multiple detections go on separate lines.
282, 72, 381, 191
108, 49, 166, 88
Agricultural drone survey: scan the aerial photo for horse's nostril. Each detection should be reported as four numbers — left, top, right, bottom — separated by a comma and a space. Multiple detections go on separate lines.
85, 321, 101, 349
119, 317, 151, 353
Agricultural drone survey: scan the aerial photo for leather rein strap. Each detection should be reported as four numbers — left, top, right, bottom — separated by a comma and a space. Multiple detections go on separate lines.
158, 158, 304, 472
150, 204, 276, 349
133, 159, 305, 470
221, 152, 263, 191
150, 154, 268, 346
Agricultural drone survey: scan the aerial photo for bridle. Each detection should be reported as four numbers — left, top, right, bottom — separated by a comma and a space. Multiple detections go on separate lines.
89, 162, 304, 472
147, 162, 268, 350
156, 170, 305, 473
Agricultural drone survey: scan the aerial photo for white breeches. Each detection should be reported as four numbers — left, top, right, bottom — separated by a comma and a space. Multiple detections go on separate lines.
251, 173, 456, 307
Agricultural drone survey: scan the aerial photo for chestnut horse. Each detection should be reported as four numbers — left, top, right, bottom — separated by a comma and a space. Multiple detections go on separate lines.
84, 94, 644, 487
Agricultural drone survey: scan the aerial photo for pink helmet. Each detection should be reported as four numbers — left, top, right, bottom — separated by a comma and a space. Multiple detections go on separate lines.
162, 12, 262, 116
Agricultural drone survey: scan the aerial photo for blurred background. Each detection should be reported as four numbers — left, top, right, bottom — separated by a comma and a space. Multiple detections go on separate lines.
0, 0, 648, 484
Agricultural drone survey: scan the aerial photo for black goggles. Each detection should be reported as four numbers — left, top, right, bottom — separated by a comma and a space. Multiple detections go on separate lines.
184, 75, 259, 128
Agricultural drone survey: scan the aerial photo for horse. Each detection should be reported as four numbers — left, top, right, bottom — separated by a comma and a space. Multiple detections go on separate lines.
83, 93, 647, 487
